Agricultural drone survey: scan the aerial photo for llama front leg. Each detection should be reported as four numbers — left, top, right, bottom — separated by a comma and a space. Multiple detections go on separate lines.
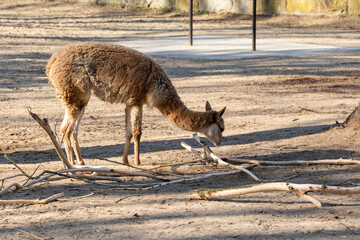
71, 108, 85, 165
132, 106, 143, 165
122, 105, 132, 165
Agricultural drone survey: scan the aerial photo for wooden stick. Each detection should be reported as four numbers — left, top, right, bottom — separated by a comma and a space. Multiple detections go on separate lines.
58, 192, 95, 201
83, 160, 189, 177
4, 154, 32, 178
0, 163, 179, 196
20, 167, 169, 189
28, 109, 73, 169
0, 182, 22, 196
90, 169, 249, 190
22, 164, 42, 187
43, 171, 124, 183
297, 193, 323, 208
181, 142, 208, 159
187, 134, 360, 167
189, 182, 360, 207
224, 158, 360, 166
153, 165, 189, 175
188, 135, 262, 182
1, 166, 172, 196
126, 169, 248, 191
192, 133, 214, 155
0, 192, 64, 205
62, 167, 172, 181
192, 133, 355, 167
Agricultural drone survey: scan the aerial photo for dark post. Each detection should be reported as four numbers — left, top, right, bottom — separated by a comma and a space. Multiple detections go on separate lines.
252, 0, 256, 51
189, 0, 193, 46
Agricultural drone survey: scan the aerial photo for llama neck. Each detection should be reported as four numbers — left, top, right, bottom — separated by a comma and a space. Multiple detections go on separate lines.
149, 64, 215, 132
155, 95, 214, 132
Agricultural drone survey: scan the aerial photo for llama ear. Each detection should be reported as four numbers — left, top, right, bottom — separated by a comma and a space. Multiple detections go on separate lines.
216, 107, 226, 120
205, 101, 212, 111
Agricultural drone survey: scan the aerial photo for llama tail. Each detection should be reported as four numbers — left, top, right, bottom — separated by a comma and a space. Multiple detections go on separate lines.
46, 54, 57, 77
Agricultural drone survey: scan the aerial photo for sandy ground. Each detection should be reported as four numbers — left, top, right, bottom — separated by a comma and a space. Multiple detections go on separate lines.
1, 1, 360, 239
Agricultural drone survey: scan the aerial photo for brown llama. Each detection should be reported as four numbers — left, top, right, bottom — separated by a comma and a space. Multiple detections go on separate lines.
46, 42, 226, 165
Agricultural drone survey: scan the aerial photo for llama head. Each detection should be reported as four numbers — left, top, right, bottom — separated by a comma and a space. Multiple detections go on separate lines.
200, 101, 226, 146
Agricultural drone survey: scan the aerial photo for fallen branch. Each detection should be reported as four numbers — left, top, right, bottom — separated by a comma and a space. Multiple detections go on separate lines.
0, 182, 22, 196
113, 169, 248, 191
224, 158, 360, 166
0, 192, 64, 205
0, 165, 175, 196
20, 167, 171, 188
181, 142, 208, 159
4, 154, 32, 179
64, 167, 172, 181
152, 164, 189, 175
28, 109, 73, 169
58, 192, 95, 201
82, 161, 189, 177
189, 182, 360, 207
185, 134, 360, 167
184, 136, 262, 182
22, 164, 42, 186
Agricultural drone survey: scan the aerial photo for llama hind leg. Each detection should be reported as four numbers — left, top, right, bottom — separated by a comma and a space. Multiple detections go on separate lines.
132, 106, 143, 165
122, 105, 132, 165
61, 107, 84, 165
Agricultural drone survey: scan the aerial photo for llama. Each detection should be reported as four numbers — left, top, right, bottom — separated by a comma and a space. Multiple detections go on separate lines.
46, 42, 226, 165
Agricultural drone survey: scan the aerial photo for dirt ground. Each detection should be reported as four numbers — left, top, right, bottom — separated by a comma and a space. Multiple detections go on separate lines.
1, 0, 360, 239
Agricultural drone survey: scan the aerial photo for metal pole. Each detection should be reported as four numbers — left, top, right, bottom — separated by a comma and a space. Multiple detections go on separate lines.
252, 0, 256, 51
189, 0, 193, 46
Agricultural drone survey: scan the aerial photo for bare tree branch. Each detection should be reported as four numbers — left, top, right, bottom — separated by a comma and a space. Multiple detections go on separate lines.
184, 136, 262, 182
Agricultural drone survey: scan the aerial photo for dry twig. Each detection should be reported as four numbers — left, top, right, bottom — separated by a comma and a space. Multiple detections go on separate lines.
117, 169, 249, 191
0, 182, 22, 196
94, 157, 189, 177
183, 136, 262, 182
0, 192, 64, 205
224, 158, 360, 166
189, 182, 360, 207
4, 154, 32, 179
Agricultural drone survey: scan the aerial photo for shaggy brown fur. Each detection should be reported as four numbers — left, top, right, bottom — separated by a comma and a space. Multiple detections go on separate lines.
47, 42, 226, 165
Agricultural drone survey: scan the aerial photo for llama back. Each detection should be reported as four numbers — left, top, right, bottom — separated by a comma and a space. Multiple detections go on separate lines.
47, 42, 156, 106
